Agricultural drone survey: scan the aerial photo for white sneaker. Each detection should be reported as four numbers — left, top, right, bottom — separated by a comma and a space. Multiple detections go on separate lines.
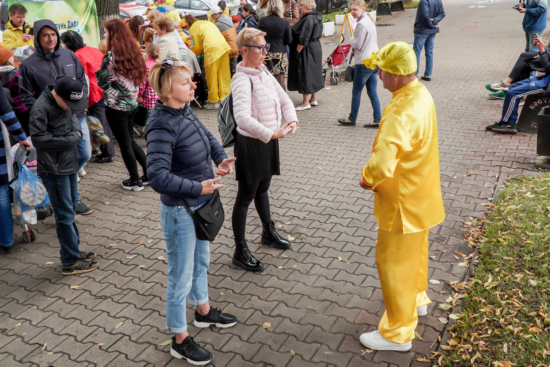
78, 168, 86, 177
359, 331, 412, 351
490, 81, 510, 91
417, 305, 427, 316
295, 104, 311, 111
203, 102, 219, 110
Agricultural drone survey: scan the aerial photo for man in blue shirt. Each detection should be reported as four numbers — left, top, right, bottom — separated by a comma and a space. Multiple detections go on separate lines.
412, 0, 445, 81
518, 0, 548, 53
487, 35, 550, 134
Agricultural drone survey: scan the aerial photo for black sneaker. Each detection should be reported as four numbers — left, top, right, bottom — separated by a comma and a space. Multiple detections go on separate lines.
421, 76, 432, 81
486, 122, 502, 131
76, 200, 92, 215
94, 155, 114, 163
62, 259, 99, 275
140, 175, 149, 186
121, 179, 143, 192
194, 307, 238, 329
170, 336, 212, 366
3, 246, 13, 254
492, 124, 518, 134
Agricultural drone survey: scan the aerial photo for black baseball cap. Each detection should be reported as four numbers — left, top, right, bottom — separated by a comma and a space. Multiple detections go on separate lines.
54, 76, 88, 111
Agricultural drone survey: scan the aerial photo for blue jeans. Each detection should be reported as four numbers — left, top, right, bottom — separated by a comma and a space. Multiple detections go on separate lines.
499, 77, 548, 126
160, 202, 210, 333
526, 31, 542, 52
413, 33, 436, 77
0, 184, 14, 248
41, 173, 81, 267
349, 65, 382, 123
76, 117, 91, 201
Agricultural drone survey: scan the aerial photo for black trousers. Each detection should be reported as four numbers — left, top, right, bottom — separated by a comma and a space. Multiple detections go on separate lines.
88, 99, 115, 158
105, 106, 146, 181
509, 52, 546, 83
232, 178, 272, 243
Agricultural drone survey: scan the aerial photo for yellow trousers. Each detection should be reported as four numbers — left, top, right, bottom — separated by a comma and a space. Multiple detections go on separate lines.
205, 52, 231, 104
375, 212, 431, 344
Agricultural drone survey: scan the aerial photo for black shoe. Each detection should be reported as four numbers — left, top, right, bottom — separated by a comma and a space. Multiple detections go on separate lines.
338, 118, 356, 126
261, 221, 291, 249
140, 175, 149, 186
194, 307, 238, 329
486, 122, 502, 131
76, 200, 92, 215
62, 259, 99, 275
492, 124, 518, 134
363, 123, 380, 128
121, 179, 143, 191
421, 76, 432, 81
232, 240, 264, 272
80, 251, 97, 262
170, 336, 212, 366
94, 155, 114, 163
3, 246, 13, 254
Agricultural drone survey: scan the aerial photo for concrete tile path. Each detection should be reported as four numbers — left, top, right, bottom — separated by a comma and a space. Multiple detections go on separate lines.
0, 0, 540, 365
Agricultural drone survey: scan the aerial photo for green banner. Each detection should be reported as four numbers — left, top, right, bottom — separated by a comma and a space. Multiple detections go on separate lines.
7, 0, 100, 48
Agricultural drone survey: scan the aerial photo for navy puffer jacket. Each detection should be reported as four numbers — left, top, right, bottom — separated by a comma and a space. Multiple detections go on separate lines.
145, 102, 228, 207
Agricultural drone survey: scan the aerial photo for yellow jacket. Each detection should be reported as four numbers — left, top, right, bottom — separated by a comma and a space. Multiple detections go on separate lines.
189, 20, 231, 66
156, 0, 181, 22
2, 21, 33, 50
361, 79, 445, 233
207, 7, 230, 23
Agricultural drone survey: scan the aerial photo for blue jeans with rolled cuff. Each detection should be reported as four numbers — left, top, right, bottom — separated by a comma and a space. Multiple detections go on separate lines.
349, 65, 382, 123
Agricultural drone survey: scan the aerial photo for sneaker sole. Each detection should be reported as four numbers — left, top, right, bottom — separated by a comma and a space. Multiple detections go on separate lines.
77, 210, 93, 216
121, 184, 144, 191
142, 182, 150, 186
170, 348, 212, 365
62, 265, 99, 276
232, 258, 264, 272
260, 237, 291, 250
492, 129, 517, 134
359, 338, 412, 351
193, 320, 238, 329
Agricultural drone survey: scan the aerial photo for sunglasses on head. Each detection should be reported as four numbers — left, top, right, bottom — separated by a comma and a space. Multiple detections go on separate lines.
158, 57, 178, 90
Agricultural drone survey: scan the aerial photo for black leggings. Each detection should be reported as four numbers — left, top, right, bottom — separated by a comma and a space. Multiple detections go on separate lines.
509, 52, 544, 83
232, 178, 272, 243
106, 106, 146, 181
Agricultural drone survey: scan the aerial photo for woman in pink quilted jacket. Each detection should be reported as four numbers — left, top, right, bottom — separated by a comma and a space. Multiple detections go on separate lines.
230, 28, 298, 272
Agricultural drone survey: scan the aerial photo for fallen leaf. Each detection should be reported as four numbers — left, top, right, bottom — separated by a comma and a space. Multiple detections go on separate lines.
70, 285, 81, 289
290, 350, 295, 356
157, 256, 167, 261
42, 343, 47, 350
468, 200, 474, 204
529, 327, 542, 333
159, 339, 173, 346
14, 323, 21, 328
417, 358, 431, 362
287, 235, 295, 241
415, 331, 423, 340
438, 318, 448, 324
285, 221, 292, 225
45, 262, 53, 265
438, 303, 452, 311
220, 292, 224, 295
445, 296, 453, 303
338, 256, 342, 261
361, 348, 374, 355
126, 255, 136, 259
277, 266, 283, 269
281, 255, 288, 258
262, 322, 271, 328
97, 343, 104, 347
449, 338, 459, 345
529, 279, 538, 286
429, 279, 441, 285
138, 265, 146, 268
292, 265, 297, 268
449, 314, 461, 320
115, 322, 124, 329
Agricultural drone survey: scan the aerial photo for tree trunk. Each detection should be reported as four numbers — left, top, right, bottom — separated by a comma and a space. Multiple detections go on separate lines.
95, 0, 119, 38
370, 0, 378, 10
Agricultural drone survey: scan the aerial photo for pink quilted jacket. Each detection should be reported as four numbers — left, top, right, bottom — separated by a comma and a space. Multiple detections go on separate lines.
231, 63, 298, 144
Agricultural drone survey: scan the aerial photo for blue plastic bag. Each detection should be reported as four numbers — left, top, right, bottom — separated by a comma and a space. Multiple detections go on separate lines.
13, 165, 50, 213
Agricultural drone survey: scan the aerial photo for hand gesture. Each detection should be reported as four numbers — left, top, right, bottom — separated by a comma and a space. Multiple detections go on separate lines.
22, 33, 33, 42
288, 121, 298, 134
518, 4, 526, 13
297, 44, 304, 52
19, 139, 32, 149
200, 177, 225, 194
216, 157, 236, 176
271, 123, 292, 140
534, 35, 545, 52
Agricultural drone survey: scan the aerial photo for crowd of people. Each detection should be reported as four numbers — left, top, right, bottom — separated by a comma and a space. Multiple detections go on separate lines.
0, 0, 458, 364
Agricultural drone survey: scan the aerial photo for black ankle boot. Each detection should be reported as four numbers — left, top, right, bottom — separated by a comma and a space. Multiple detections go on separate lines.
261, 221, 291, 249
233, 240, 264, 272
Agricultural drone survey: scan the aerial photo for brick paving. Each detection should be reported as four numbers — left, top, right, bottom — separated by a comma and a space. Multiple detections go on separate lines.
0, 0, 541, 366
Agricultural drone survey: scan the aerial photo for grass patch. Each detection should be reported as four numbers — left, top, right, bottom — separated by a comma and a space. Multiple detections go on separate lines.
403, 0, 420, 9
439, 175, 550, 366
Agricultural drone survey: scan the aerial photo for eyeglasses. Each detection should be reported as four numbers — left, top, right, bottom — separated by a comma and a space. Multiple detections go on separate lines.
158, 57, 178, 90
245, 44, 270, 53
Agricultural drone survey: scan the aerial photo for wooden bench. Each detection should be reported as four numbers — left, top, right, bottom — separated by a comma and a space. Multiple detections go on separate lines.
377, 0, 405, 16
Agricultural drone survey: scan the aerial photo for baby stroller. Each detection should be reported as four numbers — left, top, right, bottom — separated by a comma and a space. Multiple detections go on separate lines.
9, 145, 52, 243
323, 35, 353, 86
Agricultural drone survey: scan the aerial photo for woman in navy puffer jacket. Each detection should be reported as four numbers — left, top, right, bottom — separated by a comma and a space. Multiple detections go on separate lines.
145, 59, 238, 365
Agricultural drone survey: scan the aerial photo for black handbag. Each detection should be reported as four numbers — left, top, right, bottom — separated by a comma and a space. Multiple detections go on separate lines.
345, 53, 355, 82
134, 105, 150, 127
178, 120, 225, 241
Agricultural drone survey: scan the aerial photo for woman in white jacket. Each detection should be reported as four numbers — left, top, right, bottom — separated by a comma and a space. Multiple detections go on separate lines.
230, 28, 298, 272
338, 0, 382, 128
153, 15, 180, 61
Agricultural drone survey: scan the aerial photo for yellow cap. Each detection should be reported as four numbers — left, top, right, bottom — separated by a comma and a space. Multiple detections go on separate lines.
363, 41, 417, 76
180, 18, 188, 28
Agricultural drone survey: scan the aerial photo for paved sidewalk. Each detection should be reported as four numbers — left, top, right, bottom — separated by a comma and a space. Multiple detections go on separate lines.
0, 1, 540, 366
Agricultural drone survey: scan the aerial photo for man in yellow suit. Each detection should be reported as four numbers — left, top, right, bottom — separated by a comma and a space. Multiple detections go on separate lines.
3, 4, 33, 50
359, 41, 445, 351
181, 17, 231, 109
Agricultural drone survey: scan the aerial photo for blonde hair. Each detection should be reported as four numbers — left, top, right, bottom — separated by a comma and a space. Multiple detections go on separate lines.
299, 0, 316, 11
145, 44, 160, 59
236, 28, 267, 52
143, 27, 155, 44
266, 0, 284, 17
154, 14, 175, 32
351, 0, 374, 21
147, 9, 161, 22
148, 60, 192, 102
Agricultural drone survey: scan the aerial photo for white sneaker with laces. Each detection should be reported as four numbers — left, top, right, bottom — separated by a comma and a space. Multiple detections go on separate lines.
204, 102, 219, 110
490, 81, 510, 91
417, 305, 427, 316
359, 331, 412, 351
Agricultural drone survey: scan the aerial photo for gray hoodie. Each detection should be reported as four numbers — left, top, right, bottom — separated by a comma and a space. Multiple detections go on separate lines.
215, 14, 234, 32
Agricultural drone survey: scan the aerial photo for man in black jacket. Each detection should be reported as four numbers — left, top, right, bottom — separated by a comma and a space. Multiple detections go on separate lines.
29, 76, 99, 275
486, 35, 550, 135
19, 20, 92, 215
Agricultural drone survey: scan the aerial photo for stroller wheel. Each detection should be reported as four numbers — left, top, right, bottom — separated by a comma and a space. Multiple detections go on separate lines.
30, 230, 36, 242
330, 77, 338, 85
22, 231, 30, 243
